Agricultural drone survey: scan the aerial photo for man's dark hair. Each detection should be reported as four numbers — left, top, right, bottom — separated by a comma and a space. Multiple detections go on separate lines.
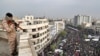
6, 12, 13, 17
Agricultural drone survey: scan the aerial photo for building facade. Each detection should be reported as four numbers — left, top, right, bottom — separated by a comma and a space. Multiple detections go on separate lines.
49, 19, 65, 36
54, 20, 65, 33
74, 15, 92, 26
49, 25, 56, 38
92, 21, 100, 32
19, 15, 51, 55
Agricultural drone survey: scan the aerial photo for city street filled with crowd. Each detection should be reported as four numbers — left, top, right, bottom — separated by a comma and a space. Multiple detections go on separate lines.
44, 25, 100, 56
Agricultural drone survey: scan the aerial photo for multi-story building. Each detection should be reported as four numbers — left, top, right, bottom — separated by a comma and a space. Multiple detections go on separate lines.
49, 19, 65, 35
54, 20, 65, 33
19, 15, 51, 55
49, 25, 56, 38
65, 18, 72, 25
73, 15, 92, 27
92, 21, 100, 32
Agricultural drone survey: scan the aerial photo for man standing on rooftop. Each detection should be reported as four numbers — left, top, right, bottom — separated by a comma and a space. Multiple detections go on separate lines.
2, 13, 17, 56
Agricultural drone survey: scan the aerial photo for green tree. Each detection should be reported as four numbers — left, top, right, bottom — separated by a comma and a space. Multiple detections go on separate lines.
59, 30, 67, 37
77, 25, 82, 30
50, 44, 56, 51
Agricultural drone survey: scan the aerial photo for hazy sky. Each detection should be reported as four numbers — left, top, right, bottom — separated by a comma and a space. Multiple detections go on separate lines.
0, 0, 100, 19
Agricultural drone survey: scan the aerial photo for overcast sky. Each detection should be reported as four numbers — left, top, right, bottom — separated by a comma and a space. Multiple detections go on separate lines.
0, 0, 100, 19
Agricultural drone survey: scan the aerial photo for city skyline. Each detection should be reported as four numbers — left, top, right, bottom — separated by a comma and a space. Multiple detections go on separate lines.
0, 0, 100, 19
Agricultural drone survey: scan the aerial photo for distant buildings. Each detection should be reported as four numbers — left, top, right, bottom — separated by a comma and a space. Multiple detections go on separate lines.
54, 20, 65, 33
92, 21, 100, 32
49, 19, 65, 35
49, 25, 56, 38
65, 18, 73, 25
73, 15, 92, 27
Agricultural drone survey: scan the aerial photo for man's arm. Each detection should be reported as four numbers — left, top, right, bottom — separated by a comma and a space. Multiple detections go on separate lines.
2, 20, 14, 32
18, 26, 23, 30
14, 22, 23, 30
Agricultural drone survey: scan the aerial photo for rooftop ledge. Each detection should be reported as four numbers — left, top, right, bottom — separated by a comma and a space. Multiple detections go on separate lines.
0, 31, 37, 56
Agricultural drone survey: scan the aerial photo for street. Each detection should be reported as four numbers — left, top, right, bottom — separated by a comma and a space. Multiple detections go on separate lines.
43, 25, 100, 56
63, 26, 95, 56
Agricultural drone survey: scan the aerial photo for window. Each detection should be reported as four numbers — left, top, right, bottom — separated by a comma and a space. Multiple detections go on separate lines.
45, 36, 46, 39
45, 26, 46, 28
32, 29, 36, 32
40, 33, 42, 36
38, 28, 41, 30
27, 23, 31, 25
33, 42, 36, 45
35, 47, 37, 50
47, 34, 49, 37
37, 39, 39, 43
43, 37, 45, 40
37, 33, 39, 37
36, 21, 39, 24
29, 23, 31, 25
40, 27, 42, 30
38, 27, 42, 30
47, 38, 49, 41
45, 25, 48, 28
32, 35, 37, 38
41, 39, 42, 42
47, 29, 49, 32
23, 29, 27, 32
45, 31, 46, 33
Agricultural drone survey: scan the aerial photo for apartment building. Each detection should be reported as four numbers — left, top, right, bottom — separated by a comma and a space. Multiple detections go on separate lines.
54, 20, 65, 33
19, 15, 50, 54
73, 15, 92, 27
49, 19, 65, 36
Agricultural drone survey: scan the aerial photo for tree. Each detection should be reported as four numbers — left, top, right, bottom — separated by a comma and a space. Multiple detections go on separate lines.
77, 23, 85, 30
50, 44, 56, 51
77, 25, 82, 30
59, 30, 67, 37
